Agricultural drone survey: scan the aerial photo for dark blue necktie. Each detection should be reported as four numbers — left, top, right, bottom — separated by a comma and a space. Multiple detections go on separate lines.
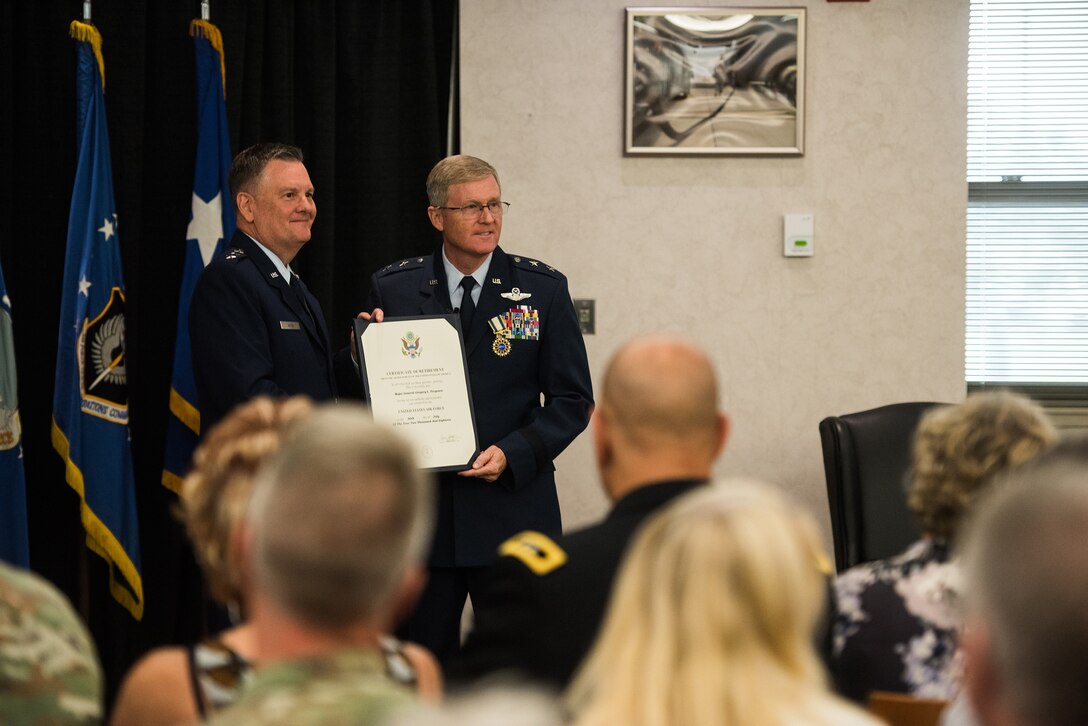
291, 276, 315, 328
459, 275, 476, 332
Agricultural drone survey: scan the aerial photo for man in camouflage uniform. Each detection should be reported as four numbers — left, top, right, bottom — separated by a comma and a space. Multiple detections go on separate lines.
0, 561, 103, 725
207, 404, 434, 725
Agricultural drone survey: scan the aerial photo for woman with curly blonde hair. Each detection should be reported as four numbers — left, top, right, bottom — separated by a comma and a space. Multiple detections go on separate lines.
831, 391, 1056, 704
111, 397, 440, 725
567, 480, 879, 726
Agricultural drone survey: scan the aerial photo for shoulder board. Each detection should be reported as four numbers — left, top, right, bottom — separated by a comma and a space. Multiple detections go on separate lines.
376, 256, 426, 277
223, 247, 246, 261
499, 531, 567, 575
509, 254, 561, 277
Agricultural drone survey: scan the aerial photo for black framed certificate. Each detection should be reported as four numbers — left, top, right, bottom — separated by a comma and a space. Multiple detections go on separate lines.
354, 314, 479, 472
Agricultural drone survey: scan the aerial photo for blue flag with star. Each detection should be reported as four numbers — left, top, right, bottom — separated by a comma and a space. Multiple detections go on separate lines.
52, 21, 142, 619
162, 20, 235, 492
0, 259, 30, 568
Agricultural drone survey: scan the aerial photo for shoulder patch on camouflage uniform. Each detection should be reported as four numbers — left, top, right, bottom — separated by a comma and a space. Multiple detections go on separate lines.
509, 254, 561, 278
499, 531, 567, 575
224, 247, 246, 260
376, 257, 425, 277
0, 562, 103, 724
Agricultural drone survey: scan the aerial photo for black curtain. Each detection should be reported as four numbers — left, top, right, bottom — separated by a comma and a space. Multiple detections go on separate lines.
0, 0, 457, 708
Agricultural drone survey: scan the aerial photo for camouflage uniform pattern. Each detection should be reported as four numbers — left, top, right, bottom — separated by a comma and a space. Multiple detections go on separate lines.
0, 561, 103, 725
206, 648, 414, 726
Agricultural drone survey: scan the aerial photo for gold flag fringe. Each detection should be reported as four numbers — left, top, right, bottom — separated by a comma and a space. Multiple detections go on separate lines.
69, 20, 105, 88
190, 19, 227, 97
52, 420, 144, 620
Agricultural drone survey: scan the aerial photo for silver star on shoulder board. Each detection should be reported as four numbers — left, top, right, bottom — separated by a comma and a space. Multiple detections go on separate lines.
529, 260, 539, 266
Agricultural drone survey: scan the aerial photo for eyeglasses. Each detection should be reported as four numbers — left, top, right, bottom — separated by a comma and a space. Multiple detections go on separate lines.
437, 201, 510, 220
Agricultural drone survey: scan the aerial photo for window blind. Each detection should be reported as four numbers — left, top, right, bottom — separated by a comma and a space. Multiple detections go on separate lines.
966, 0, 1088, 384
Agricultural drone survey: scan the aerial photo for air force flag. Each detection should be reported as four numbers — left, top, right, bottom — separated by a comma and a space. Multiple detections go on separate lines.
162, 19, 235, 492
52, 21, 143, 619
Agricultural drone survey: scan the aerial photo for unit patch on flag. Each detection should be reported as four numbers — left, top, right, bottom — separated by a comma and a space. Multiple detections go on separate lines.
78, 287, 129, 423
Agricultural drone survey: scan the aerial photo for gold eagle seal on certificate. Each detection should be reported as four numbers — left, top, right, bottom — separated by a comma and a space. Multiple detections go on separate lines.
401, 331, 422, 358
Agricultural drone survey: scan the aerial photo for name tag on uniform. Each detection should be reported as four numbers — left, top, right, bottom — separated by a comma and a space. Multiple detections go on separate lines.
280, 321, 301, 330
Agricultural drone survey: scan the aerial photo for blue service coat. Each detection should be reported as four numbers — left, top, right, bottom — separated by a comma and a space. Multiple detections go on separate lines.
190, 231, 337, 434
365, 246, 593, 567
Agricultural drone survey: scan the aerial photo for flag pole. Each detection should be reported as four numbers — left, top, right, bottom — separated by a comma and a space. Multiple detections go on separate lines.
83, 1, 91, 21
201, 1, 210, 21
59, 13, 144, 620
163, 3, 232, 492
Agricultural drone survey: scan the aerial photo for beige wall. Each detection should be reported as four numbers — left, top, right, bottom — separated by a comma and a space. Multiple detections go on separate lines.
460, 0, 968, 550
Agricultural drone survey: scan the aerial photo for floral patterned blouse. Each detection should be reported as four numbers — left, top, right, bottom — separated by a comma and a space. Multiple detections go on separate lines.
830, 538, 963, 704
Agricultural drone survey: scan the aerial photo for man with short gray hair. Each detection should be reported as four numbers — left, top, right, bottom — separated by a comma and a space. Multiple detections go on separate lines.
359, 155, 593, 662
958, 438, 1088, 726
207, 403, 434, 725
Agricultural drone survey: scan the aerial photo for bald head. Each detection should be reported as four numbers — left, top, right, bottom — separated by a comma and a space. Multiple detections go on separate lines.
595, 337, 727, 497
603, 337, 721, 448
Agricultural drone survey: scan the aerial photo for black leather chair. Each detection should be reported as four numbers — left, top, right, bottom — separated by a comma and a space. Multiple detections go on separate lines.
819, 402, 948, 572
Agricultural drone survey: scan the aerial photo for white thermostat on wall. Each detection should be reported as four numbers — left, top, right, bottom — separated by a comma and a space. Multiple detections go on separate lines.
784, 214, 814, 257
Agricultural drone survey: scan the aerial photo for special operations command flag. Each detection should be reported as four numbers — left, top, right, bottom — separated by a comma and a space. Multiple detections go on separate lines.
0, 258, 30, 568
52, 21, 143, 619
161, 19, 235, 492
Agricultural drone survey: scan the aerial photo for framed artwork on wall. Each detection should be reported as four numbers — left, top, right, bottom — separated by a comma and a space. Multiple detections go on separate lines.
625, 7, 806, 155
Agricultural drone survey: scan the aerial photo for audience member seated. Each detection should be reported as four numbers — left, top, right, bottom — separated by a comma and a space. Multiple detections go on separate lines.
206, 403, 434, 725
0, 560, 103, 725
958, 436, 1088, 726
566, 480, 880, 726
831, 392, 1055, 703
451, 335, 728, 689
111, 397, 439, 726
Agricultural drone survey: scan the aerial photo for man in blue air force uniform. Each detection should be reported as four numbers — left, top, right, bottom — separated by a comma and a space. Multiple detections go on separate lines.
360, 155, 593, 662
190, 143, 336, 434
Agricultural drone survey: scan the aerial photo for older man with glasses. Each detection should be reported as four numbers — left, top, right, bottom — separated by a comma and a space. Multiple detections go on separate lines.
356, 155, 593, 665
